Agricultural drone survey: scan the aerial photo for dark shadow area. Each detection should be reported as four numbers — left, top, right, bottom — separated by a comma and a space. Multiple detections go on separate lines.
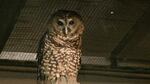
0, 0, 26, 52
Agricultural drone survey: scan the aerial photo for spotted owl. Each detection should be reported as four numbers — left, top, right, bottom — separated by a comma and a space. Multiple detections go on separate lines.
37, 10, 84, 84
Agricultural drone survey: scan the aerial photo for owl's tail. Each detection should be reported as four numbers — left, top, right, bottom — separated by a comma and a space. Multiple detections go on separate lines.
37, 76, 67, 84
37, 76, 80, 84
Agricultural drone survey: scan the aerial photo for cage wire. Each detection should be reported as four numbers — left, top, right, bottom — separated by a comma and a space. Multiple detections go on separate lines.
0, 0, 150, 73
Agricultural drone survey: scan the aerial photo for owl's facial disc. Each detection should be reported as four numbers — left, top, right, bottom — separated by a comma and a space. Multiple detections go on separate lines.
64, 18, 74, 35
57, 18, 75, 37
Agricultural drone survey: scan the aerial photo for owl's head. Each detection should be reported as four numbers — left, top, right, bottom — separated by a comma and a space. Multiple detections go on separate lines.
48, 10, 84, 37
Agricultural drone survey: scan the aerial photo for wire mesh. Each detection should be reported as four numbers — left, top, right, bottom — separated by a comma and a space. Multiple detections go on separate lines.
0, 0, 150, 69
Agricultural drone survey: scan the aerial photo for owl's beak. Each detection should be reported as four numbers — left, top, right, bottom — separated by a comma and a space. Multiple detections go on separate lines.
63, 27, 68, 36
65, 27, 68, 35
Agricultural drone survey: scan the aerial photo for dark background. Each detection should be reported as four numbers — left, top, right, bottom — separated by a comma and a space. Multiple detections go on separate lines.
0, 0, 150, 84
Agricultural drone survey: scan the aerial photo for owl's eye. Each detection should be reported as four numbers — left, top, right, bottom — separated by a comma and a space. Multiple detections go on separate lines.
69, 20, 74, 25
57, 21, 63, 26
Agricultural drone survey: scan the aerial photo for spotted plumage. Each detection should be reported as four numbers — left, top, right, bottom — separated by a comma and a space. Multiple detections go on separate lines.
37, 10, 84, 84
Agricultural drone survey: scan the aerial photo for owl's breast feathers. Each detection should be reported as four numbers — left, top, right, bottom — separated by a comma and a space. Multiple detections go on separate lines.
39, 33, 82, 81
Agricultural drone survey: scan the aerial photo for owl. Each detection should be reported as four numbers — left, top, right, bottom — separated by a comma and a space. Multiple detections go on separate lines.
37, 10, 84, 84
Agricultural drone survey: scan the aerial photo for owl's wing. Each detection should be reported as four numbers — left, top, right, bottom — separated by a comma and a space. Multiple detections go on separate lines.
36, 31, 47, 63
36, 31, 48, 80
